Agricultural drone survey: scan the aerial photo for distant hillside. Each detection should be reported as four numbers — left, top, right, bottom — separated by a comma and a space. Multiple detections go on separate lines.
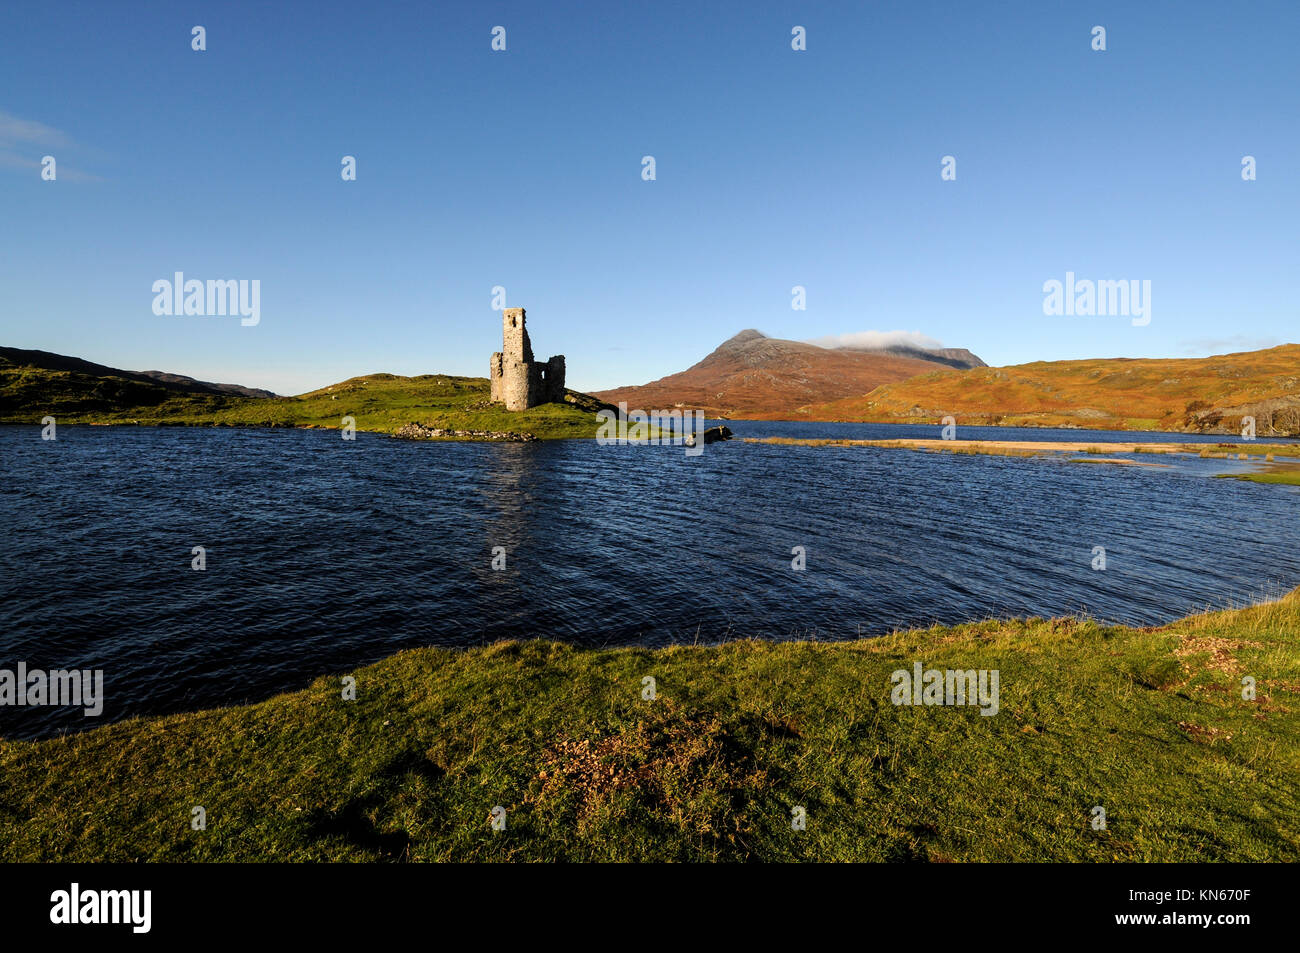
0, 347, 276, 399
806, 344, 1300, 435
0, 348, 611, 439
593, 330, 984, 419
832, 342, 987, 370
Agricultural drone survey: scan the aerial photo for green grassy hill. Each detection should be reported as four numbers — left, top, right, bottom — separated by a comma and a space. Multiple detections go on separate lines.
2, 591, 1296, 861
0, 355, 611, 439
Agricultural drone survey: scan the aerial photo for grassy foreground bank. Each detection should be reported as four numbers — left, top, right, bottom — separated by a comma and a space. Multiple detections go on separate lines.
2, 593, 1298, 862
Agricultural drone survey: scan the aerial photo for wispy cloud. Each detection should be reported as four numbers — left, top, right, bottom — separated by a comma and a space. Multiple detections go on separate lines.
0, 111, 72, 147
804, 330, 945, 352
1178, 335, 1283, 356
0, 110, 101, 181
0, 151, 40, 169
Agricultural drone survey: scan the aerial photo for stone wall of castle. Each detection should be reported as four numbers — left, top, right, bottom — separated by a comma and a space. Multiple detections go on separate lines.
489, 308, 565, 411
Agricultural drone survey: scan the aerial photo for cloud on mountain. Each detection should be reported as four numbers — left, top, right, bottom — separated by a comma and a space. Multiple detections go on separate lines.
803, 330, 945, 352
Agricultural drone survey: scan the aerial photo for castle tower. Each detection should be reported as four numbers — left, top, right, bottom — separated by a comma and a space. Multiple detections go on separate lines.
489, 307, 565, 411
501, 307, 533, 364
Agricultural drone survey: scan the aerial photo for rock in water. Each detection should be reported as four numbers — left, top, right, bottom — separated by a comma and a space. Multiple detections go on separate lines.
684, 425, 733, 447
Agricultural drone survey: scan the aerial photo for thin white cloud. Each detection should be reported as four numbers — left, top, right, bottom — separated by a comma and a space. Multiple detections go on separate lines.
0, 151, 39, 168
0, 110, 100, 181
0, 111, 71, 147
1178, 336, 1282, 356
804, 330, 945, 352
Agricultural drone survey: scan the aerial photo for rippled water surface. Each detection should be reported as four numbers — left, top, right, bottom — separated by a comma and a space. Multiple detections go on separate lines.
2, 422, 1297, 738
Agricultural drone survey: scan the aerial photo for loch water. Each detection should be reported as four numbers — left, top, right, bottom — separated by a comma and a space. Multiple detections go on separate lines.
2, 421, 1297, 738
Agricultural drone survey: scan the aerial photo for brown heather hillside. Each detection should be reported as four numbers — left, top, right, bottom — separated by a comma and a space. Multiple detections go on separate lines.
593, 330, 980, 419
805, 344, 1300, 435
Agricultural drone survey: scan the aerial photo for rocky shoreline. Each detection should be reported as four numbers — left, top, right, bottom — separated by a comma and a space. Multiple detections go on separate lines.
393, 422, 539, 442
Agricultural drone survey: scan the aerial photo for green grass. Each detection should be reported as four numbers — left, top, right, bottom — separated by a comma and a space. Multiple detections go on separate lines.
1214, 469, 1300, 486
0, 365, 614, 439
1208, 442, 1300, 458
2, 591, 1297, 862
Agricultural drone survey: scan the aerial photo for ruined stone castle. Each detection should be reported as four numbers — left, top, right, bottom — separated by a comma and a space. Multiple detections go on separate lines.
489, 308, 566, 411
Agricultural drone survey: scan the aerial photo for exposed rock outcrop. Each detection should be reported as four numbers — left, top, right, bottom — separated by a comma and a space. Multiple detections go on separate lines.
393, 423, 538, 442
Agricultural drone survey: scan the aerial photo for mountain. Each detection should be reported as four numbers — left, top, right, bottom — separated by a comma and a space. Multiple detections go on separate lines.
592, 330, 985, 419
804, 344, 1300, 435
0, 347, 276, 399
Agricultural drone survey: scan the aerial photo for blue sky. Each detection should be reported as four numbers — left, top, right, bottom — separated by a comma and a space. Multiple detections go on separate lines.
2, 0, 1297, 395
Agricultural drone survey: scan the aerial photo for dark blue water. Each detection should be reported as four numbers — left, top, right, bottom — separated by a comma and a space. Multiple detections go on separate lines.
2, 421, 1297, 739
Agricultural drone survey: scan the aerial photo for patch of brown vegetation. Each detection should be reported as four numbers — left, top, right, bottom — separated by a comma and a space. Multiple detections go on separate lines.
1177, 722, 1233, 745
526, 701, 768, 835
1174, 635, 1262, 675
